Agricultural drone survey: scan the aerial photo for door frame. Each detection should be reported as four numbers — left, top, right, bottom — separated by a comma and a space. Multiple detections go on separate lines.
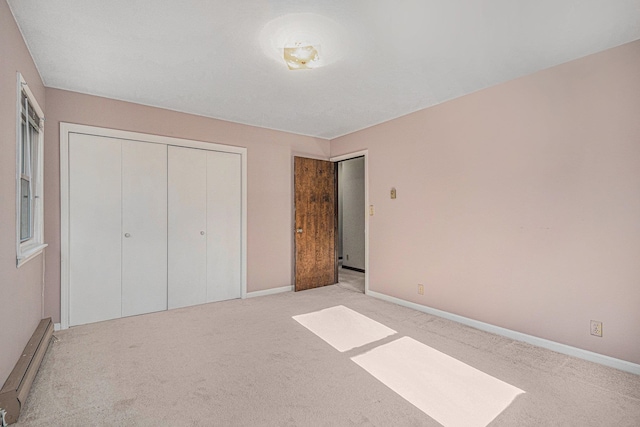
60, 123, 248, 330
330, 150, 369, 294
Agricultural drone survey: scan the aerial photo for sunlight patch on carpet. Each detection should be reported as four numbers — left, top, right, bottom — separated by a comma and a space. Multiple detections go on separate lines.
293, 305, 396, 352
351, 336, 524, 427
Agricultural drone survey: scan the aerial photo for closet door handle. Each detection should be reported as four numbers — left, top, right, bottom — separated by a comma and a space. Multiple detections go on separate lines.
200, 231, 205, 235
124, 233, 131, 238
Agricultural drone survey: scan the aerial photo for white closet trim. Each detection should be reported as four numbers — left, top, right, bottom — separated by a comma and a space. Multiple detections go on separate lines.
60, 123, 248, 330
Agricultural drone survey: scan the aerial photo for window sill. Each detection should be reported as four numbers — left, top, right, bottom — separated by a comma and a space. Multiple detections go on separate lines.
17, 243, 48, 268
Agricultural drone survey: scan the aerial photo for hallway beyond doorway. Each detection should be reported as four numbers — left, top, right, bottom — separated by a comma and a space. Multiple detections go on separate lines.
337, 267, 364, 293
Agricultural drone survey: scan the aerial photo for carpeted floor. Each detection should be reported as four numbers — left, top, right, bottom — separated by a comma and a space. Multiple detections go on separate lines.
16, 285, 640, 426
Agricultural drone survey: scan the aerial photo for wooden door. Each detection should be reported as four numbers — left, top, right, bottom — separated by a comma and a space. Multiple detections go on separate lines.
167, 146, 208, 309
294, 157, 337, 291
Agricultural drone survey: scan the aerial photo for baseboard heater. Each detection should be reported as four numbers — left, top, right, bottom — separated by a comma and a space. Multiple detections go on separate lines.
0, 318, 53, 425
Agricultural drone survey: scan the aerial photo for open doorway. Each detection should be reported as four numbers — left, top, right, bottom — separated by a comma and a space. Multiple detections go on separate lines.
337, 156, 365, 293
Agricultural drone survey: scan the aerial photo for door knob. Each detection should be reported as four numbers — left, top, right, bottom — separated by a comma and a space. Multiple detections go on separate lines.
296, 228, 303, 233
200, 231, 205, 235
124, 233, 131, 238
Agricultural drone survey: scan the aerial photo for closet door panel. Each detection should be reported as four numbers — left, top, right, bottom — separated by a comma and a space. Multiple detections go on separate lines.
206, 151, 242, 302
69, 133, 122, 326
122, 141, 168, 317
168, 146, 207, 309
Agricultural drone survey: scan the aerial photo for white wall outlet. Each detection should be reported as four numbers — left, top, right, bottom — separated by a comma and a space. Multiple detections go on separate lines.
418, 284, 424, 295
590, 320, 603, 337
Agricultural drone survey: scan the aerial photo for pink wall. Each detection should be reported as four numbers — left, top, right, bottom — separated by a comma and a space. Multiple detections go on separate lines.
5, 0, 638, 375
331, 40, 640, 365
0, 0, 47, 384
43, 89, 330, 323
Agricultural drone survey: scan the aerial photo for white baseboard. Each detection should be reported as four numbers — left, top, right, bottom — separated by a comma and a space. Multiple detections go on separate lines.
367, 290, 640, 376
54, 323, 61, 332
245, 285, 293, 299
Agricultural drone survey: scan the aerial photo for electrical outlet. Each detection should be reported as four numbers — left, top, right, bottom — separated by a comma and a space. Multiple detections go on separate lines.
418, 284, 424, 295
346, 254, 349, 261
590, 320, 603, 337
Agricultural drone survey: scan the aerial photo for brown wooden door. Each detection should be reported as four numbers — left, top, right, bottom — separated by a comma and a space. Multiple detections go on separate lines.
294, 157, 337, 291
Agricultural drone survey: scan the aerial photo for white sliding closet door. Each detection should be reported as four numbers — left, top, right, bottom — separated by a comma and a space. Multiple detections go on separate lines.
207, 151, 242, 302
122, 141, 168, 317
69, 134, 168, 326
69, 133, 122, 326
168, 146, 207, 309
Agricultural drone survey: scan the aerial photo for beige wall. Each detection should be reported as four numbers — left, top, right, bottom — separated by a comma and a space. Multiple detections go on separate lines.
0, 0, 47, 384
43, 89, 330, 323
331, 40, 640, 365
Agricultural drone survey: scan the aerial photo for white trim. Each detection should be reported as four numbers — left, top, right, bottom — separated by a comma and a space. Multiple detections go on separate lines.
368, 290, 640, 375
60, 123, 247, 154
330, 151, 368, 163
18, 74, 44, 118
16, 73, 46, 268
330, 150, 369, 295
17, 243, 47, 268
59, 124, 70, 329
245, 285, 293, 299
60, 123, 248, 330
240, 150, 248, 299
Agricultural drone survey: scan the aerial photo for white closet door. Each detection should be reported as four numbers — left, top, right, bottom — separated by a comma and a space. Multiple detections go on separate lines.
122, 141, 168, 317
69, 133, 122, 326
207, 151, 242, 302
168, 146, 207, 309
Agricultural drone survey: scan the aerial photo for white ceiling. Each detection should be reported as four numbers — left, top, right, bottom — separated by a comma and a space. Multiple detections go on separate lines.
8, 1, 640, 139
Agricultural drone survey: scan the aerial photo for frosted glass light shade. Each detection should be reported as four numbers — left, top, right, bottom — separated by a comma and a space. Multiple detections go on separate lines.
283, 44, 320, 70
260, 13, 348, 69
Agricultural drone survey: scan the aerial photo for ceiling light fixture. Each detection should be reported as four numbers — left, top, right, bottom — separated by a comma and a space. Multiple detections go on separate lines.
283, 43, 320, 70
260, 13, 348, 70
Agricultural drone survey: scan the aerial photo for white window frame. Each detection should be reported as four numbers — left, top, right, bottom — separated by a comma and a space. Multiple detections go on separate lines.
16, 73, 47, 267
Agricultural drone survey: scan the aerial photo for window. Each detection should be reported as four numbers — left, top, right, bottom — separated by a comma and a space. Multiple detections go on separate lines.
16, 73, 46, 267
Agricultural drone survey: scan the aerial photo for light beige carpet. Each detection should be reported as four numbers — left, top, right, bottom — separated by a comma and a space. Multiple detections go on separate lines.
16, 285, 640, 426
